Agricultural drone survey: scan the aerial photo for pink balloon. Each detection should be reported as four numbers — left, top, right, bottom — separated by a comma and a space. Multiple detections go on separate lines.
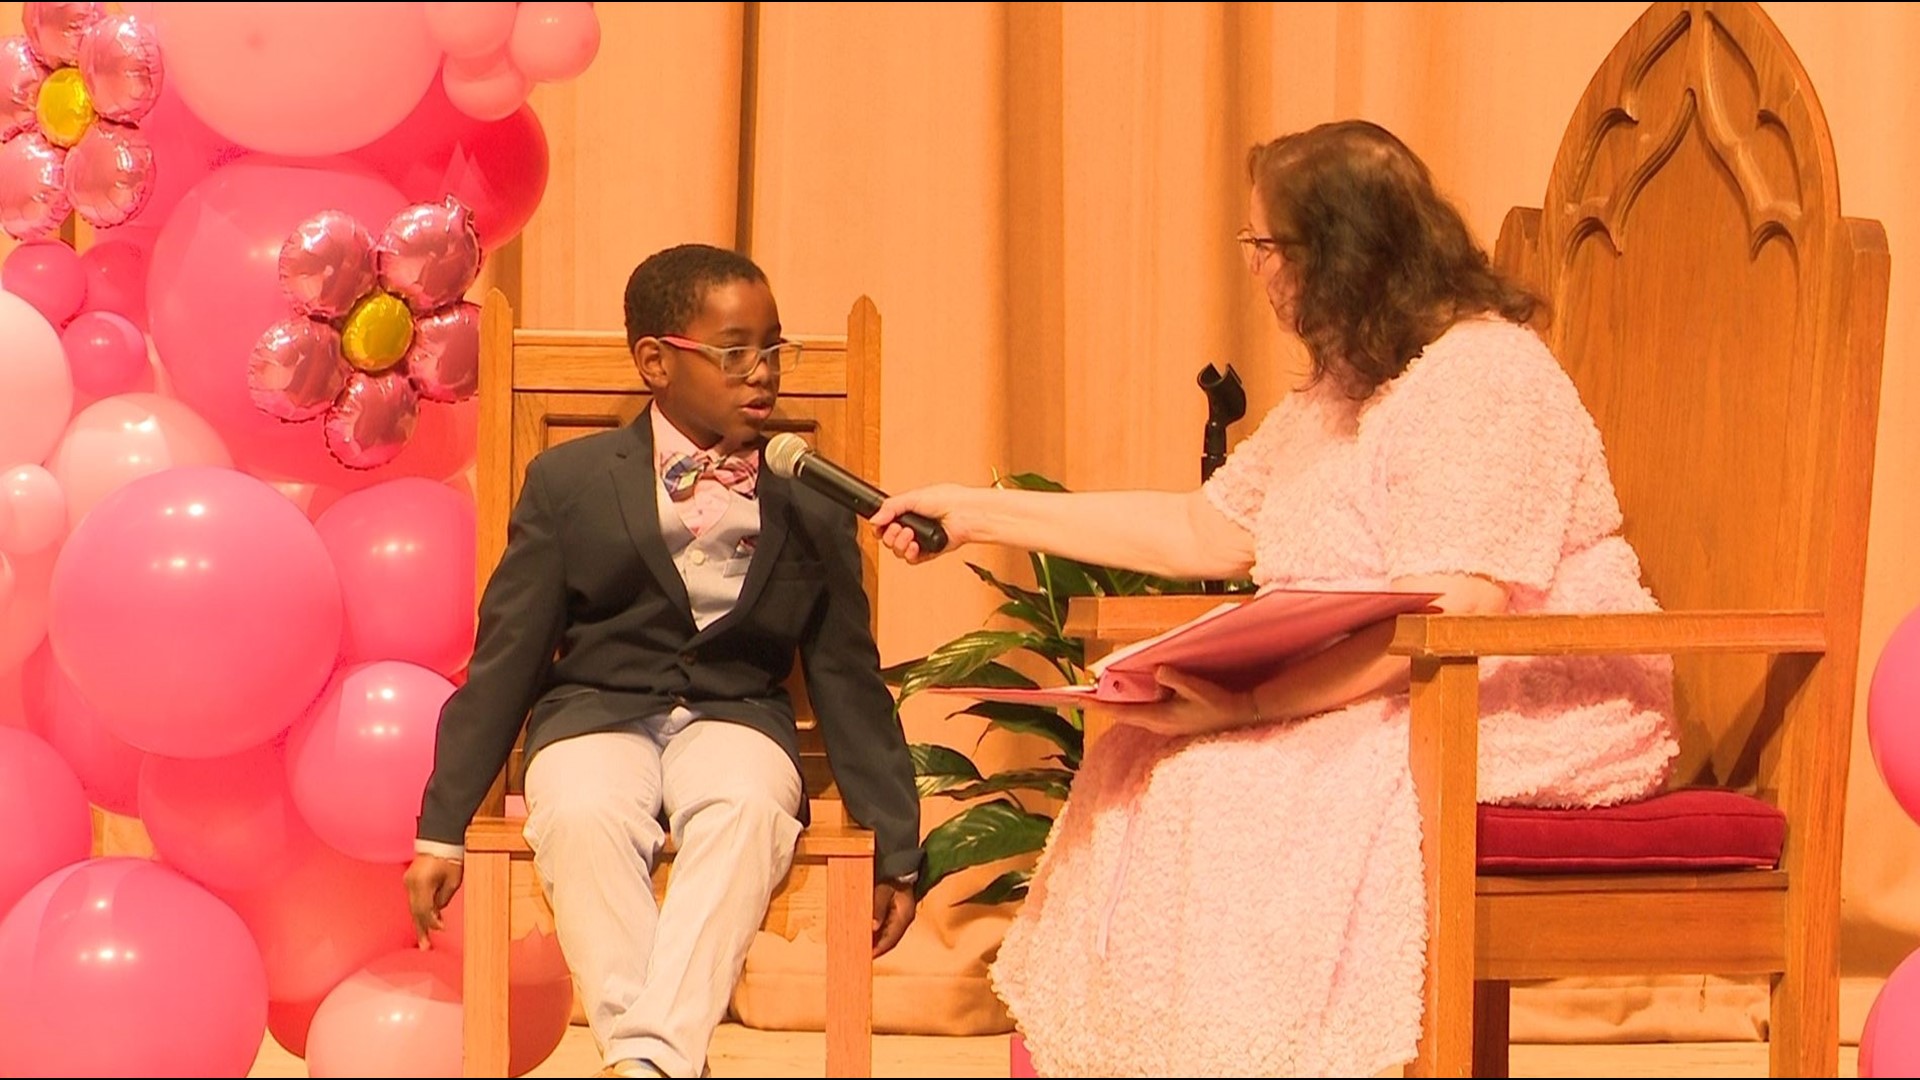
0, 725, 91, 916
354, 80, 550, 251
0, 551, 12, 612
509, 2, 601, 84
425, 3, 519, 60
21, 2, 102, 68
250, 318, 347, 422
1863, 947, 1920, 1076
76, 12, 163, 123
78, 234, 153, 326
315, 478, 476, 675
65, 122, 156, 228
0, 858, 268, 1078
0, 38, 45, 140
2, 238, 84, 326
140, 738, 322, 893
268, 994, 325, 1059
146, 157, 477, 490
59, 309, 148, 398
380, 198, 481, 313
0, 132, 70, 240
0, 289, 71, 467
21, 643, 145, 816
308, 948, 463, 1078
0, 655, 26, 730
326, 371, 419, 471
407, 303, 482, 403
149, 3, 440, 155
215, 841, 414, 1002
281, 209, 377, 319
0, 545, 55, 671
47, 466, 343, 758
0, 464, 67, 554
287, 660, 455, 864
1870, 606, 1920, 825
443, 48, 530, 122
132, 76, 248, 234
423, 895, 574, 1076
48, 392, 232, 529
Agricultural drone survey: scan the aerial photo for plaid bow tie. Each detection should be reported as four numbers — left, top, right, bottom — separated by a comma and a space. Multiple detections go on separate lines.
659, 448, 760, 501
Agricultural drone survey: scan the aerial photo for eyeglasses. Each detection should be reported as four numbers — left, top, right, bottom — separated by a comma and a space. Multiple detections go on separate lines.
660, 335, 803, 380
1236, 227, 1285, 272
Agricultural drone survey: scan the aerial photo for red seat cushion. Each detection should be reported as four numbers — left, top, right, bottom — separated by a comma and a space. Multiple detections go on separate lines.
1476, 788, 1785, 874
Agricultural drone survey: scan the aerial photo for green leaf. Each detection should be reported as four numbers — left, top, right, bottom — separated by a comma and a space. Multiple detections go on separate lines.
968, 563, 1062, 637
909, 743, 983, 798
950, 701, 1083, 768
1000, 472, 1068, 493
937, 767, 1075, 802
918, 799, 1054, 897
958, 868, 1032, 905
1031, 551, 1101, 602
894, 629, 1046, 700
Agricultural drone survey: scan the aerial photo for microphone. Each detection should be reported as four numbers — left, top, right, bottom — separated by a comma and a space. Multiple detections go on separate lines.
764, 433, 950, 554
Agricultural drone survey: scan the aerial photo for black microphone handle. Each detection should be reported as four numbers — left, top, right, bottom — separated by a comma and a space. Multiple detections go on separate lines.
792, 454, 951, 554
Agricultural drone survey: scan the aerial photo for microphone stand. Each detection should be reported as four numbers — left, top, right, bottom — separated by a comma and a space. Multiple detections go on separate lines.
1197, 362, 1246, 595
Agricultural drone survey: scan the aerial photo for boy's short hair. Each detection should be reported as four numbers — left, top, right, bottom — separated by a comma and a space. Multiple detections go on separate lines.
623, 243, 769, 348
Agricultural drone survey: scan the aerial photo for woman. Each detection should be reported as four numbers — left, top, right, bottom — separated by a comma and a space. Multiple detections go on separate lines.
871, 120, 1679, 1077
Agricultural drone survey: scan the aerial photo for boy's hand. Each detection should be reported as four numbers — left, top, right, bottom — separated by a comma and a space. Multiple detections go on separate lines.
403, 854, 464, 948
871, 879, 917, 957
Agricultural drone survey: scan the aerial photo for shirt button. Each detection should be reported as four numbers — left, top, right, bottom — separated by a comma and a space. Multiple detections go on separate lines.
689, 549, 708, 566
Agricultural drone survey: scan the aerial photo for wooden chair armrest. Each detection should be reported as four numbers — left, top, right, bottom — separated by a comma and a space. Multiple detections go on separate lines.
1389, 610, 1825, 659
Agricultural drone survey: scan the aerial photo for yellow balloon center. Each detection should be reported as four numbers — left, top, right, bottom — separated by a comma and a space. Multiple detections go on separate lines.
340, 292, 415, 373
36, 67, 94, 149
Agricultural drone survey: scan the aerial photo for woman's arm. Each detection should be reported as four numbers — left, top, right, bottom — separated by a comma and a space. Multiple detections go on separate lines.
1118, 572, 1510, 737
872, 484, 1255, 581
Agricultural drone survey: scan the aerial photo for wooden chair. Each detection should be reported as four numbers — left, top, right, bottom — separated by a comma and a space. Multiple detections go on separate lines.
459, 289, 887, 1077
1069, 2, 1889, 1077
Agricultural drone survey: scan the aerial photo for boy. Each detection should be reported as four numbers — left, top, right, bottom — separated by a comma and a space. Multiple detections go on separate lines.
406, 244, 922, 1079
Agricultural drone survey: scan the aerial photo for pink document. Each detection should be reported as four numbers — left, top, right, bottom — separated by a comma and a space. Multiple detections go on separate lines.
930, 588, 1440, 707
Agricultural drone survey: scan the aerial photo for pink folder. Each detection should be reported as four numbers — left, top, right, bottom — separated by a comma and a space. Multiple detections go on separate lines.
930, 588, 1440, 707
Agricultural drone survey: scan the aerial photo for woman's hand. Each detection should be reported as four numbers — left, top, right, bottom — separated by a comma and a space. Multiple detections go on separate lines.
1110, 667, 1260, 738
871, 484, 978, 564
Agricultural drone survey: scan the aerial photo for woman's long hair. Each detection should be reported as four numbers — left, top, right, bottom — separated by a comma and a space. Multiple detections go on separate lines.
1248, 121, 1544, 397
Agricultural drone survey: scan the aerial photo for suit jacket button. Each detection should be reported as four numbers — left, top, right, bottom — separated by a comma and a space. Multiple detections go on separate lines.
680, 652, 697, 666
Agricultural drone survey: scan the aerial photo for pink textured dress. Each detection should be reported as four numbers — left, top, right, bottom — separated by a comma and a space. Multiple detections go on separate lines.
990, 317, 1679, 1077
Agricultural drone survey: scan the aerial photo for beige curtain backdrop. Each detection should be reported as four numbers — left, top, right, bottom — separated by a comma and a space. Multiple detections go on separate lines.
49, 0, 1920, 1047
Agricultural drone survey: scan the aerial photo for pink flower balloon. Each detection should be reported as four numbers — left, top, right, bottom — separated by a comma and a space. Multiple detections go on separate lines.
148, 158, 479, 489
0, 858, 268, 1078
0, 6, 163, 238
245, 196, 483, 470
47, 466, 343, 758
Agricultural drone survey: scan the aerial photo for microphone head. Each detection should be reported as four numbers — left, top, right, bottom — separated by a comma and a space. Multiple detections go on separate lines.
763, 432, 809, 479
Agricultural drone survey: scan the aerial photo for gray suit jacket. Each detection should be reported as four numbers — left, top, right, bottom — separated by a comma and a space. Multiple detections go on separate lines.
416, 407, 923, 880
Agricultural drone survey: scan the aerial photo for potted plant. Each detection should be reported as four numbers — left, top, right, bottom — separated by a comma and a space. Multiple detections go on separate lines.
883, 473, 1216, 903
